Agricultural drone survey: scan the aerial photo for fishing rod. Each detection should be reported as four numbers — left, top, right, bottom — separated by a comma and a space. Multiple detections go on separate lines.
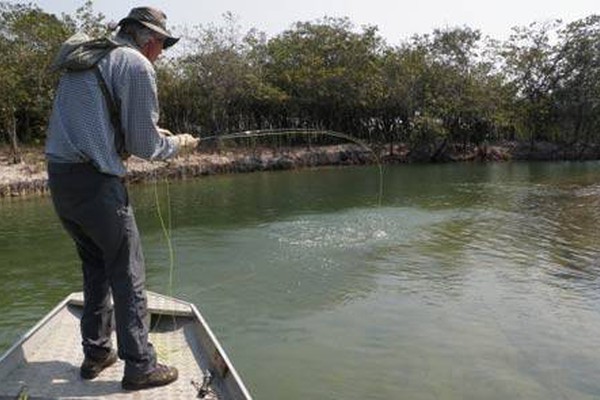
197, 128, 384, 205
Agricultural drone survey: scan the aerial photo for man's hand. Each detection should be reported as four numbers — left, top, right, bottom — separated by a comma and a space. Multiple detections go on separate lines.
174, 133, 200, 154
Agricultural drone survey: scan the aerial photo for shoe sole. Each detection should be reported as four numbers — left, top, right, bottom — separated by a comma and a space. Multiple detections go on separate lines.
121, 375, 178, 391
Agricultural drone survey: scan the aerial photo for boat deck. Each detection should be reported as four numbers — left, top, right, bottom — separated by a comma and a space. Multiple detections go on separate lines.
0, 293, 222, 399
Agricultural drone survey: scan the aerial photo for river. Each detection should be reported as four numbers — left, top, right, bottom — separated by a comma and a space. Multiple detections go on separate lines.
2, 161, 600, 399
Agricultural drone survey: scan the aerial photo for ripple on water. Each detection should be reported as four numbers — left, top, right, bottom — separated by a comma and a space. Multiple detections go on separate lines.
7, 163, 600, 400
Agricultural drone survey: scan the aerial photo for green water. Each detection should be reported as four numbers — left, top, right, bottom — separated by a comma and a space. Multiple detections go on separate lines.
2, 162, 600, 399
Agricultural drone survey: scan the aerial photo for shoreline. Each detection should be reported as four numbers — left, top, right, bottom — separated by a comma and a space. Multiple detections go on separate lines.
2, 141, 600, 199
0, 144, 379, 198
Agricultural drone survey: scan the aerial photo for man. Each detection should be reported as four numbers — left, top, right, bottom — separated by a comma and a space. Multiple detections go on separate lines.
45, 7, 197, 391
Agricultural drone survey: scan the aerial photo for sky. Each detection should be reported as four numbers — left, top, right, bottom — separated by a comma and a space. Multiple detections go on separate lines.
23, 0, 599, 44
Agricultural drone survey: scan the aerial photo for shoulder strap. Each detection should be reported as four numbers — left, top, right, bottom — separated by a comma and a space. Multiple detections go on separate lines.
93, 65, 129, 159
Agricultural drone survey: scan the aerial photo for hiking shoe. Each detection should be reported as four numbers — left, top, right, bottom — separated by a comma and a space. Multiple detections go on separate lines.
80, 349, 118, 380
121, 363, 178, 391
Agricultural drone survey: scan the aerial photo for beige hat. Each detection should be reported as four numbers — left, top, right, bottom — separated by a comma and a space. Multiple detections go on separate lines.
118, 7, 179, 49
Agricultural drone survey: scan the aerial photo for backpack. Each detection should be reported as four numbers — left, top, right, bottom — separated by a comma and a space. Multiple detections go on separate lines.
51, 32, 130, 158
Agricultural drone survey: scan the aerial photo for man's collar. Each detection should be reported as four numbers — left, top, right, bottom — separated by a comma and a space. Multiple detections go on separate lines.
113, 32, 142, 51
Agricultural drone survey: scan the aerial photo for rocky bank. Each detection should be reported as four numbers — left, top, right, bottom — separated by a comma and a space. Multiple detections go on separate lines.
2, 141, 599, 198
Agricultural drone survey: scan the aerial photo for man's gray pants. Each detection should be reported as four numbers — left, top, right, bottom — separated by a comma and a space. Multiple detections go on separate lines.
47, 162, 156, 378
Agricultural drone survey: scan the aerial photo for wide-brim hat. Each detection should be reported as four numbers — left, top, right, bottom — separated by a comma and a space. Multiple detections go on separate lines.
118, 7, 179, 49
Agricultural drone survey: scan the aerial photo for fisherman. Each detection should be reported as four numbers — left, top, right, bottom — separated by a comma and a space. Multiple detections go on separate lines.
45, 7, 198, 391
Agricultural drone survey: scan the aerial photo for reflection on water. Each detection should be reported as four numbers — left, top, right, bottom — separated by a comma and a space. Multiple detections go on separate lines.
2, 162, 600, 399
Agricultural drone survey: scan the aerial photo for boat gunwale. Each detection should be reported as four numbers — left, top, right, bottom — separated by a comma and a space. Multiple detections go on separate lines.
0, 293, 74, 371
189, 302, 253, 400
68, 291, 195, 317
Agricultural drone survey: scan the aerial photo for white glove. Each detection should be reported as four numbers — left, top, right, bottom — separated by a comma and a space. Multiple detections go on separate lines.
173, 133, 199, 154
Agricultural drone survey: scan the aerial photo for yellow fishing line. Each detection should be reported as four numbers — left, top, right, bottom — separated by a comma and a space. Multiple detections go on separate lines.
153, 172, 175, 296
150, 167, 178, 334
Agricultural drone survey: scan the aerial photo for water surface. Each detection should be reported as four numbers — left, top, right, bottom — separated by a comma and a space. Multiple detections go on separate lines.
2, 162, 600, 399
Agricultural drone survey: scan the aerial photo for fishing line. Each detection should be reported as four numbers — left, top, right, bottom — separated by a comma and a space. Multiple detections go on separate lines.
202, 128, 384, 206
149, 128, 384, 334
153, 171, 175, 295
150, 166, 178, 333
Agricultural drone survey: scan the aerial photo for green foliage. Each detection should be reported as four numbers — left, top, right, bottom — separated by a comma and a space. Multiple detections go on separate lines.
264, 17, 383, 133
1, 1, 599, 158
555, 15, 600, 143
71, 0, 107, 37
158, 13, 288, 136
501, 20, 563, 142
0, 1, 74, 143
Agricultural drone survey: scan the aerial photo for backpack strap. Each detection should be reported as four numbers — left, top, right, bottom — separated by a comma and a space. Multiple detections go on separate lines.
92, 66, 129, 159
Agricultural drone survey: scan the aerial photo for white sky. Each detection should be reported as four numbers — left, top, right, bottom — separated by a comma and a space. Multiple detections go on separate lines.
25, 0, 599, 44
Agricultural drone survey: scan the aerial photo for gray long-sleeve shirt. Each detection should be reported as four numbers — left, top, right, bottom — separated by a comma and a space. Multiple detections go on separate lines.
45, 34, 178, 177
